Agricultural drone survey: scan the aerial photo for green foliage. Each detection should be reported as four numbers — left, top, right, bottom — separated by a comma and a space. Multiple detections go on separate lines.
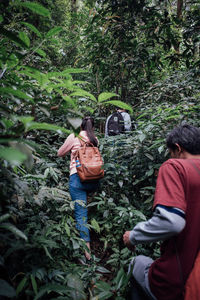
18, 2, 51, 17
0, 223, 27, 241
0, 147, 27, 165
0, 0, 200, 299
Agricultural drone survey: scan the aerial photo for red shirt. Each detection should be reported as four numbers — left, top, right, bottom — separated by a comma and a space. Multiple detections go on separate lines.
149, 158, 200, 300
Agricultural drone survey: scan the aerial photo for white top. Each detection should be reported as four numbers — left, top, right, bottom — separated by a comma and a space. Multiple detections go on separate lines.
105, 111, 132, 136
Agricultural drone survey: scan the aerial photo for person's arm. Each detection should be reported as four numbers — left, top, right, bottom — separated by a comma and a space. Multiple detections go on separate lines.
127, 205, 185, 246
123, 112, 132, 131
124, 161, 186, 248
57, 134, 74, 157
105, 115, 111, 137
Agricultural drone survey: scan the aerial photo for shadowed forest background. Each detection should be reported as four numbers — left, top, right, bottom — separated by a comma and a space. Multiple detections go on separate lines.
0, 0, 199, 299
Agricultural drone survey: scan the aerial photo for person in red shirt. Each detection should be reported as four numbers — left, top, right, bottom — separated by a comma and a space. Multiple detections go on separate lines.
123, 124, 200, 300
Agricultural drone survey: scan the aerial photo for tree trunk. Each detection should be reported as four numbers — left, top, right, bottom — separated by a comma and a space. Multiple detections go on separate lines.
173, 0, 183, 66
71, 0, 77, 14
96, 71, 100, 94
71, 0, 77, 31
177, 0, 183, 20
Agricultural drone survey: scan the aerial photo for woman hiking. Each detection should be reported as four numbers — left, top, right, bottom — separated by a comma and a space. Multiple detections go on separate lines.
57, 116, 100, 261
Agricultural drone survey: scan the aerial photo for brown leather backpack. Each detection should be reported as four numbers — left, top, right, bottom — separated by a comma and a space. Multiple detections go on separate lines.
74, 137, 104, 182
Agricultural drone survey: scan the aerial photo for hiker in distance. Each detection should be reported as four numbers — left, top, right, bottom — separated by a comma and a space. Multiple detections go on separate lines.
123, 123, 200, 300
105, 107, 132, 137
57, 116, 100, 261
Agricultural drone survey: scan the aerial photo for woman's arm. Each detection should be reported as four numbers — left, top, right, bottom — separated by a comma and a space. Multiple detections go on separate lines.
57, 134, 74, 157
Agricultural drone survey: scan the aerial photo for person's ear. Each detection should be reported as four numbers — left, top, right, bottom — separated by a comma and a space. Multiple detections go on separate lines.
175, 143, 182, 154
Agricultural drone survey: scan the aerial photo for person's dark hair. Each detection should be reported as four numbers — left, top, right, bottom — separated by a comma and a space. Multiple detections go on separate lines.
116, 107, 125, 111
81, 116, 98, 147
166, 124, 200, 155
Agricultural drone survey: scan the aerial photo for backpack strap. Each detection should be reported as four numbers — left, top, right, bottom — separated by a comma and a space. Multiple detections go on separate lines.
78, 135, 94, 147
73, 135, 94, 158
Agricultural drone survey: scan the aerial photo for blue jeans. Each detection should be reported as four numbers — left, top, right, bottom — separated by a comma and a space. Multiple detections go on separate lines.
69, 173, 99, 242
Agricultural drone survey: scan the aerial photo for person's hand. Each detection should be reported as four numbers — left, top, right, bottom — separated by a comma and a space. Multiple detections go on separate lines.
123, 231, 136, 252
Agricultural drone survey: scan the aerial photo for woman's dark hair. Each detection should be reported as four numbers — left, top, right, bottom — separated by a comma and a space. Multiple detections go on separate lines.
81, 116, 98, 147
166, 124, 200, 155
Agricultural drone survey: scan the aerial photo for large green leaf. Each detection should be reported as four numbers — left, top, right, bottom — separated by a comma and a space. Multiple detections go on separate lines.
19, 31, 30, 47
82, 105, 95, 113
0, 27, 28, 48
67, 275, 86, 300
25, 122, 70, 134
62, 95, 76, 107
98, 92, 119, 102
43, 246, 53, 260
62, 80, 75, 91
91, 218, 101, 233
6, 54, 19, 68
113, 268, 128, 290
47, 71, 63, 79
35, 49, 46, 57
0, 147, 27, 165
103, 100, 133, 113
0, 87, 34, 102
18, 116, 34, 125
19, 2, 50, 17
0, 138, 39, 154
8, 141, 34, 170
96, 290, 113, 299
46, 27, 63, 38
95, 281, 111, 291
71, 238, 80, 250
70, 89, 96, 102
132, 209, 146, 221
62, 68, 88, 75
19, 68, 42, 82
21, 22, 42, 38
19, 68, 48, 86
16, 277, 28, 296
0, 214, 10, 223
31, 275, 38, 295
0, 223, 28, 241
73, 80, 89, 85
96, 266, 111, 273
33, 284, 71, 300
67, 117, 82, 129
94, 281, 113, 300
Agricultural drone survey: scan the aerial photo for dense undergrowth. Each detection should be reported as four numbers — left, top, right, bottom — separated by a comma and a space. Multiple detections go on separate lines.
1, 97, 199, 299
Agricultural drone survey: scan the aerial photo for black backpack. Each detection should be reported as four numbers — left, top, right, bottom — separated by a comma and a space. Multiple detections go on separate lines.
107, 112, 125, 136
